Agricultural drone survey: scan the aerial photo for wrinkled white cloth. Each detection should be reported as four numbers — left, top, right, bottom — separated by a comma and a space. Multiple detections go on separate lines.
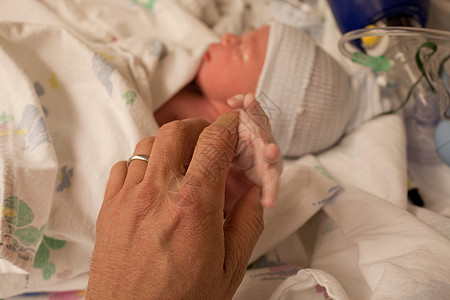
2, 0, 450, 299
0, 20, 154, 295
0, 0, 216, 297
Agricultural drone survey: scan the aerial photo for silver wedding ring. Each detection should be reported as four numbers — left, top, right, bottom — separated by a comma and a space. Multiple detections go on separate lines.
127, 154, 149, 167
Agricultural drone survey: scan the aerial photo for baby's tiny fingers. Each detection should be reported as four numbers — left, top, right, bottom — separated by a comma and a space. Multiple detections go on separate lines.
261, 173, 279, 208
264, 143, 280, 164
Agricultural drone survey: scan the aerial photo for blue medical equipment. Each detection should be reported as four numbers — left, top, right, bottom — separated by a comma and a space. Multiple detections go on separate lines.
326, 0, 429, 34
328, 0, 450, 166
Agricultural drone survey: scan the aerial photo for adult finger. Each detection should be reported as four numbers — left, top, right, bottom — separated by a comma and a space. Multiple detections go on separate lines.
185, 111, 240, 208
124, 137, 155, 188
143, 118, 209, 183
104, 161, 127, 201
223, 186, 264, 280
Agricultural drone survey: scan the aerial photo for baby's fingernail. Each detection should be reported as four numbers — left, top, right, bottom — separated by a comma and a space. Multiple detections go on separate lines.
227, 94, 245, 107
262, 196, 275, 208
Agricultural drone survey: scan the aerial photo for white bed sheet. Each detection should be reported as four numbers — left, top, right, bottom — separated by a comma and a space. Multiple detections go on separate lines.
1, 0, 449, 299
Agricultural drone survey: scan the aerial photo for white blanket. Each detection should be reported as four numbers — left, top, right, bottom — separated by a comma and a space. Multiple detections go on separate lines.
1, 0, 450, 299
0, 0, 217, 296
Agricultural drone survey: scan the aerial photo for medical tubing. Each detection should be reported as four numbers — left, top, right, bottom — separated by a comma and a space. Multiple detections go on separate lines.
389, 42, 438, 114
338, 26, 450, 116
338, 26, 450, 61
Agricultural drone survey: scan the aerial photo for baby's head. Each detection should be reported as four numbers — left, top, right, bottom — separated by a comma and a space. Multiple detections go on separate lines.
197, 22, 357, 157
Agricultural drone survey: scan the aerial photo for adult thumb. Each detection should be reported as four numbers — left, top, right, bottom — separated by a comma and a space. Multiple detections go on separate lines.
223, 186, 264, 279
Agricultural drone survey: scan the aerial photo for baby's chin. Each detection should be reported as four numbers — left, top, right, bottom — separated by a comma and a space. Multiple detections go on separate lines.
194, 74, 219, 102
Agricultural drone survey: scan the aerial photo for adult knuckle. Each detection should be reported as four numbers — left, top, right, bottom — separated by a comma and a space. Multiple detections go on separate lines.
165, 174, 204, 208
202, 123, 226, 139
136, 136, 155, 147
132, 183, 163, 216
200, 124, 235, 150
158, 120, 187, 135
186, 117, 209, 127
183, 173, 204, 191
110, 161, 126, 174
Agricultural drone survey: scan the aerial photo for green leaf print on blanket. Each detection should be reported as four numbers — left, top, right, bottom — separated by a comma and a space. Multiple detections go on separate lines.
121, 90, 136, 105
1, 196, 67, 280
34, 236, 67, 280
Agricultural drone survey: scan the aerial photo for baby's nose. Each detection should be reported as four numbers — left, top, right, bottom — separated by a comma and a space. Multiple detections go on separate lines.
221, 33, 240, 46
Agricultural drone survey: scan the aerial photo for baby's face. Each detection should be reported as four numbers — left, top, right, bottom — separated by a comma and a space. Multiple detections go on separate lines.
196, 26, 269, 103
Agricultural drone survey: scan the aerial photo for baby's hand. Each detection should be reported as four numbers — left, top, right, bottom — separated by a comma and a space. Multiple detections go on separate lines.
227, 93, 283, 208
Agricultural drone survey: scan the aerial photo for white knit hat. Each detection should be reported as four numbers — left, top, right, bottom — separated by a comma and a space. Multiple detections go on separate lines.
256, 21, 358, 157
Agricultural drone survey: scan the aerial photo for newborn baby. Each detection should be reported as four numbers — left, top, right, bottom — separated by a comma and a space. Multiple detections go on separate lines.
155, 21, 358, 158
155, 21, 360, 208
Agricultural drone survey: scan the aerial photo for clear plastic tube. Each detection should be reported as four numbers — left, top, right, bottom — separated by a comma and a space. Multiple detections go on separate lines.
339, 26, 450, 164
338, 26, 450, 119
338, 26, 450, 62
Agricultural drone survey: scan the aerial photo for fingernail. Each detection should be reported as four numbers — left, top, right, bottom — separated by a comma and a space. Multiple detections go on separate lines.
263, 198, 275, 208
233, 94, 246, 101
227, 94, 245, 107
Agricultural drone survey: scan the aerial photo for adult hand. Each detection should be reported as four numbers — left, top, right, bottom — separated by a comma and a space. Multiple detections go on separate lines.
86, 112, 264, 299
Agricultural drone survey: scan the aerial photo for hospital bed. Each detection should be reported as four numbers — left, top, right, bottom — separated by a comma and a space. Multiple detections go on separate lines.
0, 0, 449, 299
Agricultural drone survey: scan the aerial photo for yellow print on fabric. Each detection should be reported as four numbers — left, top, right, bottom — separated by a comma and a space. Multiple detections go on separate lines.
48, 73, 59, 89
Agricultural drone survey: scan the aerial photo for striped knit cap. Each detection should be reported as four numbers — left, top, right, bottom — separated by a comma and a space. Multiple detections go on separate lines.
256, 21, 357, 157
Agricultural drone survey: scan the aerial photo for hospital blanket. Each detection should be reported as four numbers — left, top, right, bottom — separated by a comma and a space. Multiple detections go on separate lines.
0, 11, 157, 298
1, 0, 450, 299
0, 0, 217, 296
